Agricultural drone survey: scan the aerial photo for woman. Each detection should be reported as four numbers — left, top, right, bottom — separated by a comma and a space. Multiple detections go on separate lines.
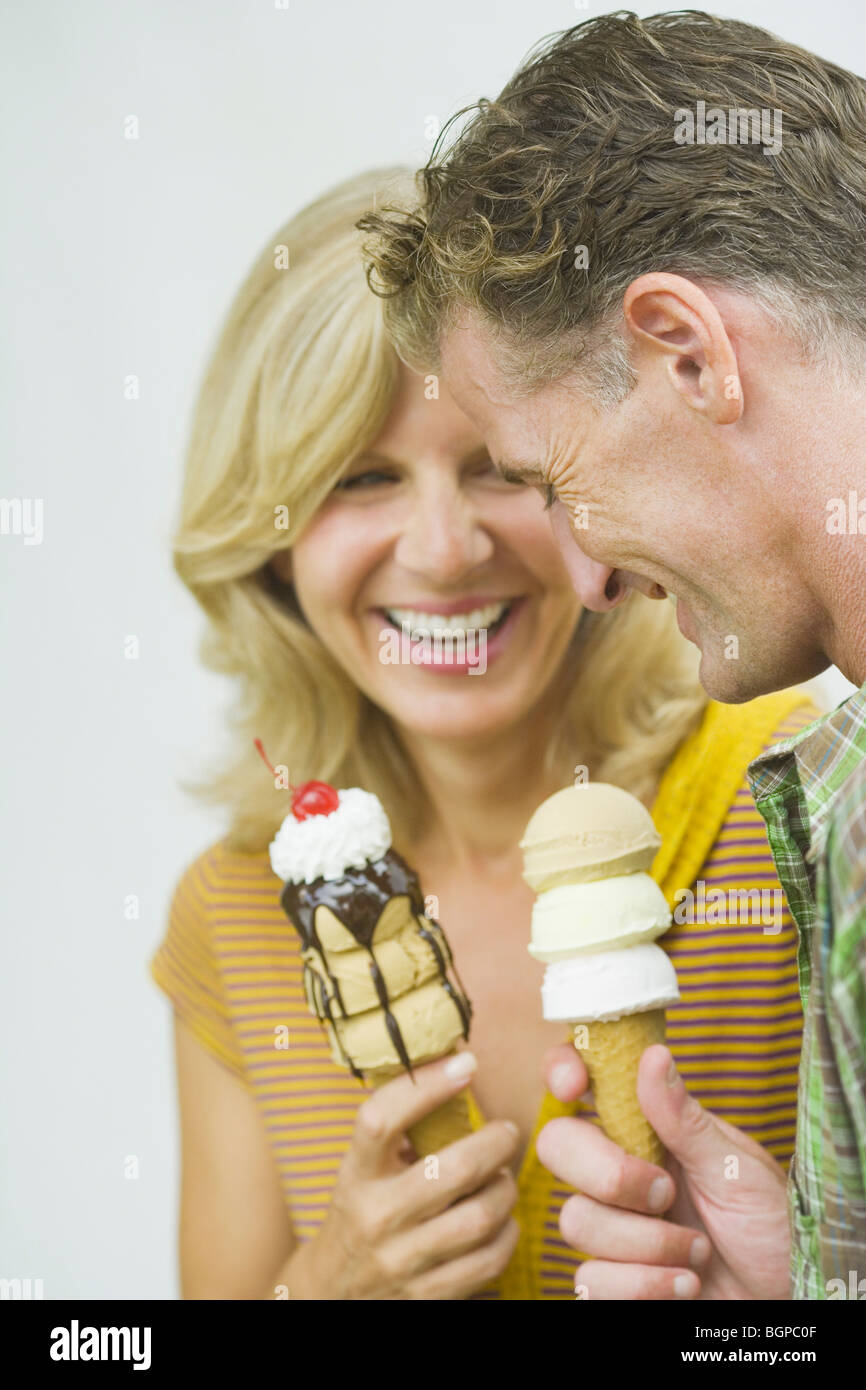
151, 168, 818, 1300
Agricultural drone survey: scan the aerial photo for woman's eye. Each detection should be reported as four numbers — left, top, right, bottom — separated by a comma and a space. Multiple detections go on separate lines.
335, 469, 397, 491
543, 484, 557, 511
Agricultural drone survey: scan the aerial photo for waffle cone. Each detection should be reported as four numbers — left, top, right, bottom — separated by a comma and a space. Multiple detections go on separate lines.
574, 1008, 666, 1164
406, 1087, 474, 1156
370, 1055, 474, 1155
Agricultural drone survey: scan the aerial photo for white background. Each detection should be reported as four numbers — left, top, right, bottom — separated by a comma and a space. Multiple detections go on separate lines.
1, 0, 860, 1299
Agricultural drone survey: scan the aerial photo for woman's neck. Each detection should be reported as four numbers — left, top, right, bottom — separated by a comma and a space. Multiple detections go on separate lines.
401, 703, 568, 873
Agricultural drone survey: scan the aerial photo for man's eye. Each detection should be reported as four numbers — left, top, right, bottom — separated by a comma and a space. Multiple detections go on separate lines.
542, 484, 556, 511
335, 470, 396, 491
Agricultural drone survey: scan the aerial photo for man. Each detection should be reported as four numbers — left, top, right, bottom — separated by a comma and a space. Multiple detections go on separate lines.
361, 11, 866, 1299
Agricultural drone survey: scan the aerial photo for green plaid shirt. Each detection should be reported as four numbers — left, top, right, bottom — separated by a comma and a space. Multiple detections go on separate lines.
748, 681, 866, 1300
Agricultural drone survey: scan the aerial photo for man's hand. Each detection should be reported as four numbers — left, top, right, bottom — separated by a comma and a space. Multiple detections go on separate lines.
536, 1043, 791, 1299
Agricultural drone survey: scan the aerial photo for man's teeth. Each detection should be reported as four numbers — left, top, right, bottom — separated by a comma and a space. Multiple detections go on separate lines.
385, 601, 510, 634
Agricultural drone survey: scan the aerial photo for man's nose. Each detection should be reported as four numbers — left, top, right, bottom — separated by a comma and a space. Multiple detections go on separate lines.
393, 485, 493, 580
549, 499, 629, 612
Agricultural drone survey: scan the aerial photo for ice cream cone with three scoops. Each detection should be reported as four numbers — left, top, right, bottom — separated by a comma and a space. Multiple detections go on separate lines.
264, 764, 474, 1156
521, 782, 679, 1164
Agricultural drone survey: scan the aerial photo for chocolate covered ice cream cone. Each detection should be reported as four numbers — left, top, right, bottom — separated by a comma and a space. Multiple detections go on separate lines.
262, 763, 474, 1154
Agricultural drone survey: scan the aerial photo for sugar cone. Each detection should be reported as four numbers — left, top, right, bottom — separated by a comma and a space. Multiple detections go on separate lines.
370, 1054, 474, 1155
574, 1008, 666, 1164
406, 1086, 474, 1156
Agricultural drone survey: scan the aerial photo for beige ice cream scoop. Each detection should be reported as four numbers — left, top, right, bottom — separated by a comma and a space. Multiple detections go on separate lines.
521, 782, 661, 892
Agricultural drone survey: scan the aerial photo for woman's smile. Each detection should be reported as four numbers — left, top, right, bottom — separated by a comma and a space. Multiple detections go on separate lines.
370, 595, 528, 673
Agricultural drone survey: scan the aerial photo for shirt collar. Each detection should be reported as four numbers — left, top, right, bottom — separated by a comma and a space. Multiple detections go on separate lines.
748, 679, 866, 849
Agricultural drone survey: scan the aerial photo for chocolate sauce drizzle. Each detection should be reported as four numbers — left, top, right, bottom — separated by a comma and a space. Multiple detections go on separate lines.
280, 848, 472, 1081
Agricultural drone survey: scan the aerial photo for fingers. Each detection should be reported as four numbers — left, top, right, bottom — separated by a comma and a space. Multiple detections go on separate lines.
575, 1259, 702, 1300
536, 1115, 675, 1215
641, 1046, 790, 1191
409, 1216, 521, 1300
542, 1044, 590, 1102
390, 1168, 518, 1275
395, 1119, 521, 1224
352, 1052, 478, 1178
560, 1190, 711, 1268
636, 1046, 711, 1162
637, 1047, 744, 1177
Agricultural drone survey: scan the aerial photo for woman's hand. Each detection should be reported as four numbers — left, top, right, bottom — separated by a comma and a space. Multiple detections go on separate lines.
537, 1043, 791, 1300
297, 1052, 521, 1299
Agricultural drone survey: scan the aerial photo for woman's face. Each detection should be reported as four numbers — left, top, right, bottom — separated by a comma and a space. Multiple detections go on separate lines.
281, 364, 583, 742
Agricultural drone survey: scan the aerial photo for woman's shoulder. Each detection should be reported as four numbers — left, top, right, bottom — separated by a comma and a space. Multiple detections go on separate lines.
698, 686, 820, 755
152, 838, 303, 1080
155, 835, 302, 988
171, 836, 278, 906
651, 687, 820, 892
659, 686, 819, 800
164, 836, 290, 952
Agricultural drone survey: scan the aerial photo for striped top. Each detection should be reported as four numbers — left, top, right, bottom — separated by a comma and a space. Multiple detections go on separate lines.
150, 689, 817, 1300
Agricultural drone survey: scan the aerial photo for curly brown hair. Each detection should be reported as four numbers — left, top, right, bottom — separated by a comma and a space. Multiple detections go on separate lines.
360, 9, 866, 403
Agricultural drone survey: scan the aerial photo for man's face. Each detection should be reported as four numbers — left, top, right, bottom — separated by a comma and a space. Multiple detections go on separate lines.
439, 311, 829, 703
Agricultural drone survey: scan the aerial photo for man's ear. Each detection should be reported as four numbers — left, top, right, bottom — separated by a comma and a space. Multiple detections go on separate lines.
269, 550, 293, 584
623, 272, 743, 424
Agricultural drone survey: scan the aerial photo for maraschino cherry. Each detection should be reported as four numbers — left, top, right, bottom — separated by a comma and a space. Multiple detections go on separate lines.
254, 739, 340, 820
290, 780, 340, 820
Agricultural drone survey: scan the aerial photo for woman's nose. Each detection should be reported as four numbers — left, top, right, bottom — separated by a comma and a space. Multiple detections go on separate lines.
549, 499, 629, 612
393, 486, 493, 581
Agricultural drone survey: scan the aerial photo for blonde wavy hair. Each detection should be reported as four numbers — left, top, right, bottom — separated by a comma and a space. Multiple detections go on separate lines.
174, 166, 707, 855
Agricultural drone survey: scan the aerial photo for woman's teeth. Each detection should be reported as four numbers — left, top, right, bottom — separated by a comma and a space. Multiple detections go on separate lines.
384, 600, 511, 636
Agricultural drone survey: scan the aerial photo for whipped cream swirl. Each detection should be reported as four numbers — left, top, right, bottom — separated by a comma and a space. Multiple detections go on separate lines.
269, 787, 392, 884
